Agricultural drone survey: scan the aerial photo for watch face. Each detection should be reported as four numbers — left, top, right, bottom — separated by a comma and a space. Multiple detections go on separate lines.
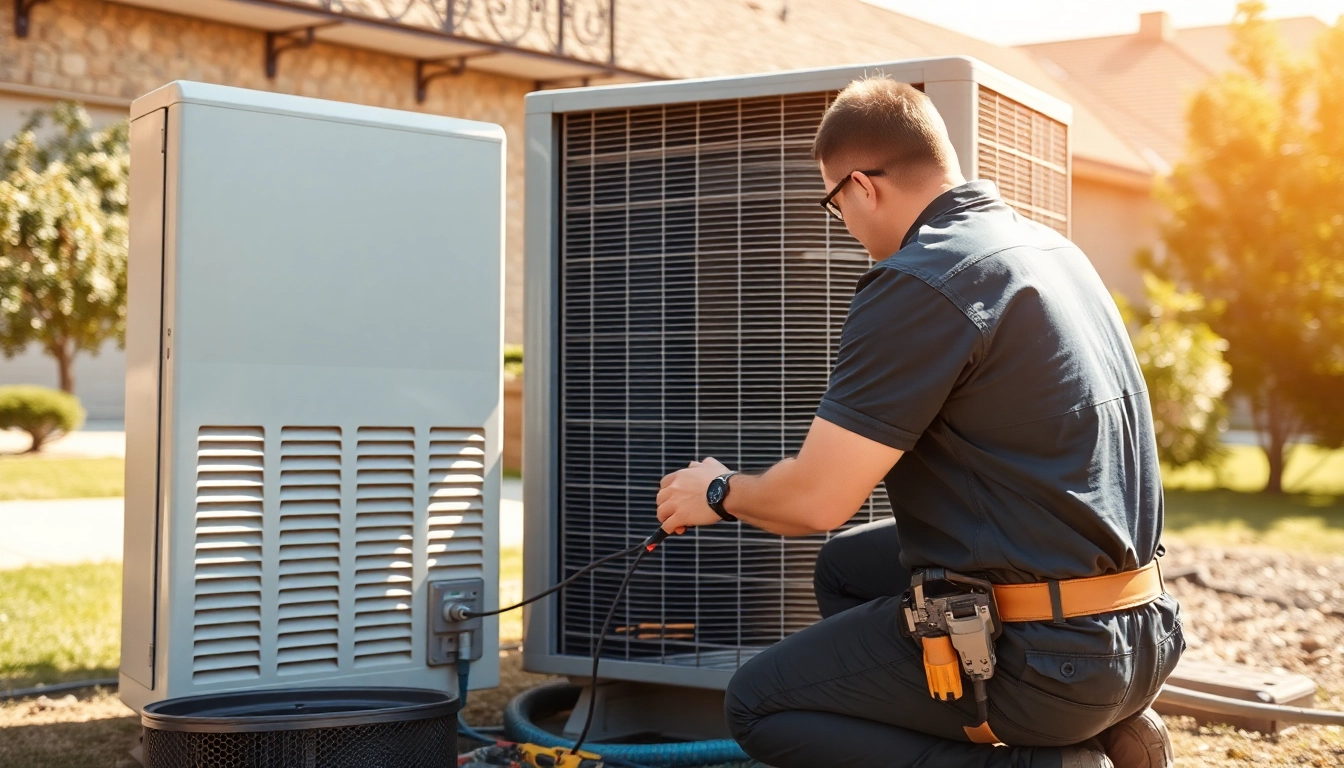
707, 480, 725, 505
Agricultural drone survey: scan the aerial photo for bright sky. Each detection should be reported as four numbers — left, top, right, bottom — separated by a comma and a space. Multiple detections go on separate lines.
866, 0, 1344, 45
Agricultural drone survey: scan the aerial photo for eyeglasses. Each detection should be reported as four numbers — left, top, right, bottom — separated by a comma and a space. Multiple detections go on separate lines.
819, 169, 885, 222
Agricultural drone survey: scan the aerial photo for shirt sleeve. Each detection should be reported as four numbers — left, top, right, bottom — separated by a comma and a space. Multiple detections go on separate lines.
816, 266, 982, 451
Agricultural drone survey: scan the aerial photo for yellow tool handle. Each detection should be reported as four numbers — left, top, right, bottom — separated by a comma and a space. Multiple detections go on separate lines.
921, 635, 964, 701
518, 743, 604, 768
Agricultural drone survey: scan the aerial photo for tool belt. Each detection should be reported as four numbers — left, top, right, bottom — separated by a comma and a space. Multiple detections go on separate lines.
899, 561, 1166, 745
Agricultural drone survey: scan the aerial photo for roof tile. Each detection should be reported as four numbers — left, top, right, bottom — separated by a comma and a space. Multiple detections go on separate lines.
613, 0, 1154, 174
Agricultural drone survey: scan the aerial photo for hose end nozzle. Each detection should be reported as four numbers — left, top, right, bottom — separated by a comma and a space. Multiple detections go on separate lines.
644, 527, 670, 551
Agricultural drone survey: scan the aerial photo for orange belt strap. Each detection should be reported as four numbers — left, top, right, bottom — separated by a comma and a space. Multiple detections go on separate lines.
991, 560, 1165, 623
963, 721, 1002, 745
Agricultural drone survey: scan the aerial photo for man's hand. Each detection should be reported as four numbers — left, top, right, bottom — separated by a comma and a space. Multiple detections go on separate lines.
652, 418, 903, 538
656, 457, 730, 535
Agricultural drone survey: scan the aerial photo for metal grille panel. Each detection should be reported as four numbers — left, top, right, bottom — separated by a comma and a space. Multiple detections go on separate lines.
559, 94, 891, 668
976, 88, 1070, 234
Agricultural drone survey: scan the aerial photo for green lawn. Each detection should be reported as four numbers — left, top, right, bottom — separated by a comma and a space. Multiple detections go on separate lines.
0, 563, 121, 692
1162, 443, 1344, 494
1161, 444, 1344, 553
0, 456, 123, 501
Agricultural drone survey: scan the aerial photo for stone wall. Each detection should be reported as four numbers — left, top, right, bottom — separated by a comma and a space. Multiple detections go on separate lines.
0, 0, 531, 344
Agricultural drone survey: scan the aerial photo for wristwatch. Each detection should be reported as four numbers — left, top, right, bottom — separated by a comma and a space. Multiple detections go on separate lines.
706, 471, 739, 522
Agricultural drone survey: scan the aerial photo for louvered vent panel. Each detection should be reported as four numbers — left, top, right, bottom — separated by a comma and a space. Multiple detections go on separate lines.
976, 87, 1069, 234
560, 94, 892, 670
191, 426, 264, 684
427, 428, 486, 583
353, 427, 415, 667
276, 427, 341, 676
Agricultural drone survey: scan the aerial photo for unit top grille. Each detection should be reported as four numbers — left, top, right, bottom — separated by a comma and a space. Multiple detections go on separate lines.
976, 88, 1069, 234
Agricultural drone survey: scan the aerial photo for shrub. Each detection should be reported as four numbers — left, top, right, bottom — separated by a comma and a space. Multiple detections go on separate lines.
1116, 275, 1231, 469
504, 344, 523, 377
0, 385, 85, 453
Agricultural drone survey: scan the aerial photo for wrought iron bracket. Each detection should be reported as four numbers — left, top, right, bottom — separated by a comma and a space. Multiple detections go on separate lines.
13, 0, 51, 39
415, 54, 494, 103
265, 24, 338, 79
534, 75, 596, 91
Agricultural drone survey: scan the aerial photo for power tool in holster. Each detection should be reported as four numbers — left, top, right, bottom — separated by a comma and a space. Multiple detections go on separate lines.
899, 568, 1002, 735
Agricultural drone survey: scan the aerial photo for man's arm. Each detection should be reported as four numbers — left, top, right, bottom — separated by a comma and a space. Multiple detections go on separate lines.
656, 416, 902, 537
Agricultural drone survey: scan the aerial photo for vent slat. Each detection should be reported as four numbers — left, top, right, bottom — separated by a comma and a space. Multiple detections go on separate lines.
427, 427, 486, 583
274, 426, 342, 677
352, 427, 416, 667
192, 427, 264, 683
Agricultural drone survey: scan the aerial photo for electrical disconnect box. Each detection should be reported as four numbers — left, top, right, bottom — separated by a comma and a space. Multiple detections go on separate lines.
120, 81, 505, 713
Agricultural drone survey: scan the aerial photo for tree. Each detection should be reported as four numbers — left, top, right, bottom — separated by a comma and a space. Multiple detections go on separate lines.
0, 102, 129, 394
1152, 2, 1344, 493
0, 385, 85, 453
1116, 275, 1231, 469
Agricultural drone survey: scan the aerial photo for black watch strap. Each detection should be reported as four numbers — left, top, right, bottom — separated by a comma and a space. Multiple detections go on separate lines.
708, 471, 739, 522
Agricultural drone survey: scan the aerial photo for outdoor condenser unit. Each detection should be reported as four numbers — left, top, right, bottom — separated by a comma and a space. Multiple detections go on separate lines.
119, 82, 505, 713
522, 57, 1072, 694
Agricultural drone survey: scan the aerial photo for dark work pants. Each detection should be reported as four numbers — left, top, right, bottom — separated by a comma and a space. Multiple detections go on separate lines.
724, 518, 1186, 768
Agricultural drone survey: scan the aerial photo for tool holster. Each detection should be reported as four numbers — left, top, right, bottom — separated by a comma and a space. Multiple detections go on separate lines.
899, 568, 1002, 740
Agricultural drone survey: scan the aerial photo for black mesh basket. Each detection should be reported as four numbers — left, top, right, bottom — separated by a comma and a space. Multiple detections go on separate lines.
140, 687, 460, 768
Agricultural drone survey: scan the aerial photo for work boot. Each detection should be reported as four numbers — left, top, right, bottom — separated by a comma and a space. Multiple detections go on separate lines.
1060, 738, 1114, 767
1096, 708, 1174, 768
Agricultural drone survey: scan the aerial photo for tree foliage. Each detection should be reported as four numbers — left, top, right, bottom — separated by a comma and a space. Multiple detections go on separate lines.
1152, 1, 1344, 492
0, 384, 85, 453
1117, 275, 1231, 469
0, 102, 129, 394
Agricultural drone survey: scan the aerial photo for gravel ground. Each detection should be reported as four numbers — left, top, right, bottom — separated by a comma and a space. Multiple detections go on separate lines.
1161, 539, 1344, 766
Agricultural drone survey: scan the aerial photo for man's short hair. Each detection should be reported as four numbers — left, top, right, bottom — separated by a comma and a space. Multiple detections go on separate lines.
812, 77, 955, 183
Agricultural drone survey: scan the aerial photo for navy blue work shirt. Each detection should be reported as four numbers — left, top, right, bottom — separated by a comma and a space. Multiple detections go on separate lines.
817, 180, 1164, 585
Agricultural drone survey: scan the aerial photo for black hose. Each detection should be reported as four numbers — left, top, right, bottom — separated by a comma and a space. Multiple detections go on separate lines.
465, 542, 644, 618
571, 545, 652, 755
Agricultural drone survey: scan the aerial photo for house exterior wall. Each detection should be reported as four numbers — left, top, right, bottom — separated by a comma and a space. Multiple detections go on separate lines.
0, 0, 531, 419
1070, 177, 1159, 303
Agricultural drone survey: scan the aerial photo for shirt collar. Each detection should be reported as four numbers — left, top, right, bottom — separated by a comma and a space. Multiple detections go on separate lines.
900, 180, 1000, 248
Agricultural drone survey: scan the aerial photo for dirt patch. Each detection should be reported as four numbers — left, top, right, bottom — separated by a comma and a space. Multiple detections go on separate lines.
461, 647, 564, 729
1167, 715, 1344, 767
0, 685, 139, 768
1161, 540, 1344, 767
1164, 540, 1344, 706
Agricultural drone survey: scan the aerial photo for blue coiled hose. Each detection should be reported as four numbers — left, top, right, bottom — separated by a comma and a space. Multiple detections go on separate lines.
502, 681, 750, 768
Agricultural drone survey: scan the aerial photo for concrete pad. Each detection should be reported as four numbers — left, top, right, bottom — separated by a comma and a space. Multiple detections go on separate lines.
501, 498, 523, 549
0, 423, 126, 458
500, 476, 524, 549
502, 476, 521, 502
0, 497, 124, 569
